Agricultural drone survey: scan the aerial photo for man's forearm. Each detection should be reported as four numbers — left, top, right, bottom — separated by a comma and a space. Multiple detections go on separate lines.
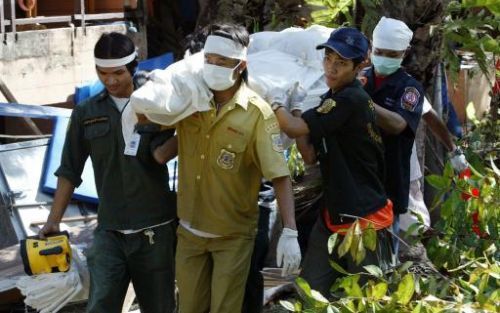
423, 109, 455, 152
47, 177, 75, 223
296, 135, 316, 164
153, 135, 178, 164
272, 175, 297, 230
373, 103, 407, 135
274, 108, 310, 138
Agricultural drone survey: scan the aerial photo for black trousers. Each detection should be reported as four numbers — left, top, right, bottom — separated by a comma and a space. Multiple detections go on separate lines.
300, 216, 394, 297
86, 223, 176, 313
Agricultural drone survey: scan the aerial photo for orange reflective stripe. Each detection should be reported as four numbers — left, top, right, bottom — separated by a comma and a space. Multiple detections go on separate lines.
324, 200, 394, 234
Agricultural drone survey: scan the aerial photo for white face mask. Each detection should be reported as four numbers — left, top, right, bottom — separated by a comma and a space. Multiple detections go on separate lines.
202, 62, 241, 91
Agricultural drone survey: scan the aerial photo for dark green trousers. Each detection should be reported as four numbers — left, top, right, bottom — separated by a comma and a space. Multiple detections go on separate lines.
86, 222, 176, 313
300, 216, 394, 297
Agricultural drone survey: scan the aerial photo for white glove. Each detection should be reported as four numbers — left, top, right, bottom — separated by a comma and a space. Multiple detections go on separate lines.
266, 87, 290, 109
276, 228, 301, 277
450, 148, 468, 172
288, 82, 307, 112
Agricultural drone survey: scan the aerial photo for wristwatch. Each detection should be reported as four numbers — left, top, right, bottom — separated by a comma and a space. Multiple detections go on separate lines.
271, 102, 284, 112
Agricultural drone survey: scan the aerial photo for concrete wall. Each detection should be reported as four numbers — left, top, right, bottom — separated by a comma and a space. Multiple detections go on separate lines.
0, 24, 146, 105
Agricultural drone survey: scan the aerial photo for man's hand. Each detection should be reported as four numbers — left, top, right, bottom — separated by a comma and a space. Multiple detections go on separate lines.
266, 87, 290, 110
450, 148, 468, 172
276, 228, 301, 277
288, 83, 307, 112
38, 220, 61, 239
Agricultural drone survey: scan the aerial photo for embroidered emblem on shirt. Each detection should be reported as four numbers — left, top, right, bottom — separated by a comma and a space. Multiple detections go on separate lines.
83, 116, 109, 126
367, 122, 382, 144
265, 121, 279, 133
217, 149, 236, 170
271, 133, 284, 152
316, 99, 336, 114
368, 100, 376, 112
401, 87, 420, 112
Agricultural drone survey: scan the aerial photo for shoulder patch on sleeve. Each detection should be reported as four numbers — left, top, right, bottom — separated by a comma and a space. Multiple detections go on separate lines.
248, 95, 274, 120
264, 120, 279, 133
316, 98, 336, 113
401, 87, 420, 112
271, 133, 284, 152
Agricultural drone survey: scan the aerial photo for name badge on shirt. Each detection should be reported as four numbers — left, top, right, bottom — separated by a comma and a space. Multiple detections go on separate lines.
124, 132, 141, 156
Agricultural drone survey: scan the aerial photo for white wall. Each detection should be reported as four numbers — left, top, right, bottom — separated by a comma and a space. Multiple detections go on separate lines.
0, 24, 146, 105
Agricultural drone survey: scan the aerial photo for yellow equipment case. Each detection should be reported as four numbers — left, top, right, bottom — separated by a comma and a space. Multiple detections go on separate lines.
20, 231, 72, 276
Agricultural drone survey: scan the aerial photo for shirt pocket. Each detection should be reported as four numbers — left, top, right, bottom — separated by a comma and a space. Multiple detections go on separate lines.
83, 120, 111, 155
180, 124, 201, 156
212, 136, 248, 173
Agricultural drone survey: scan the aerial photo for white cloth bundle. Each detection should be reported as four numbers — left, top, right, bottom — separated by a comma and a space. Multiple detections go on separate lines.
130, 51, 212, 126
130, 25, 332, 127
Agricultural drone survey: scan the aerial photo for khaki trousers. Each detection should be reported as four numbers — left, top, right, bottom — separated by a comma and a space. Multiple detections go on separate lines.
176, 225, 255, 313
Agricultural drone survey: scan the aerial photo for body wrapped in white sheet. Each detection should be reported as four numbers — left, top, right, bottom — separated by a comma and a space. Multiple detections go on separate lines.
130, 52, 212, 126
130, 25, 333, 126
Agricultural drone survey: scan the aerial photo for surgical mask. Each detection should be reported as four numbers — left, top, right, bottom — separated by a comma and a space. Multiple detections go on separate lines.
202, 62, 241, 91
370, 54, 403, 76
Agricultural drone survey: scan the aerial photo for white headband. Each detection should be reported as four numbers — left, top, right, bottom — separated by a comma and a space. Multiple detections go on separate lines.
95, 51, 137, 68
204, 35, 247, 61
373, 17, 413, 51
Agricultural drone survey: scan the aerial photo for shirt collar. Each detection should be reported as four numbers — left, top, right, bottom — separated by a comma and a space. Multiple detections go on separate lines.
233, 82, 249, 110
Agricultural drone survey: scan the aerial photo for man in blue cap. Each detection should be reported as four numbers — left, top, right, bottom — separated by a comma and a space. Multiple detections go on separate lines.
268, 27, 394, 296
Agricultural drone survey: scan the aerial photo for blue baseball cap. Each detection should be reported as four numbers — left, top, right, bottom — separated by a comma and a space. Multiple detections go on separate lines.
316, 27, 369, 59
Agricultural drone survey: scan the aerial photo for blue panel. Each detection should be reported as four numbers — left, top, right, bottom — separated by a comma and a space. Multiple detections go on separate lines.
0, 102, 71, 119
74, 81, 105, 105
41, 117, 98, 203
137, 52, 174, 72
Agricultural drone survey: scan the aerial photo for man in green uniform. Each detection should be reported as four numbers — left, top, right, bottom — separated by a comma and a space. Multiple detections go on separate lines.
39, 32, 177, 313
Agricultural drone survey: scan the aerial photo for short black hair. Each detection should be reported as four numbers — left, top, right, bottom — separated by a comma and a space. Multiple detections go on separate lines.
208, 23, 250, 48
94, 32, 138, 75
209, 23, 250, 82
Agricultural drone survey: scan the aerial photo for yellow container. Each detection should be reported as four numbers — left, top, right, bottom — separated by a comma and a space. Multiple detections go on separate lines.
20, 231, 71, 276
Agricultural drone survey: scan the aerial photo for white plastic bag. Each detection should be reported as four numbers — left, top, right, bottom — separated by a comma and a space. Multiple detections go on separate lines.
130, 52, 212, 126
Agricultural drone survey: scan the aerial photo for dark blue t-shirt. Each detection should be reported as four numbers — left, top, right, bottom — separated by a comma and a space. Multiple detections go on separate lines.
302, 79, 387, 224
363, 67, 424, 214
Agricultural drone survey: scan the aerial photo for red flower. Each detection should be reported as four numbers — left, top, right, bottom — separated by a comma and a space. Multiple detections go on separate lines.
459, 168, 472, 179
471, 211, 487, 238
471, 188, 480, 198
460, 187, 480, 201
472, 211, 480, 223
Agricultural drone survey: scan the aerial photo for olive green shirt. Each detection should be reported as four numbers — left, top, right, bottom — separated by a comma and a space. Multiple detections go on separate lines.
176, 83, 289, 236
56, 91, 176, 230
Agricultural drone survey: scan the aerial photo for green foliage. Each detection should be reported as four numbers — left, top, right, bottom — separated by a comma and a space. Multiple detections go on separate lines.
308, 0, 354, 27
281, 151, 499, 311
287, 143, 306, 179
443, 1, 500, 82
